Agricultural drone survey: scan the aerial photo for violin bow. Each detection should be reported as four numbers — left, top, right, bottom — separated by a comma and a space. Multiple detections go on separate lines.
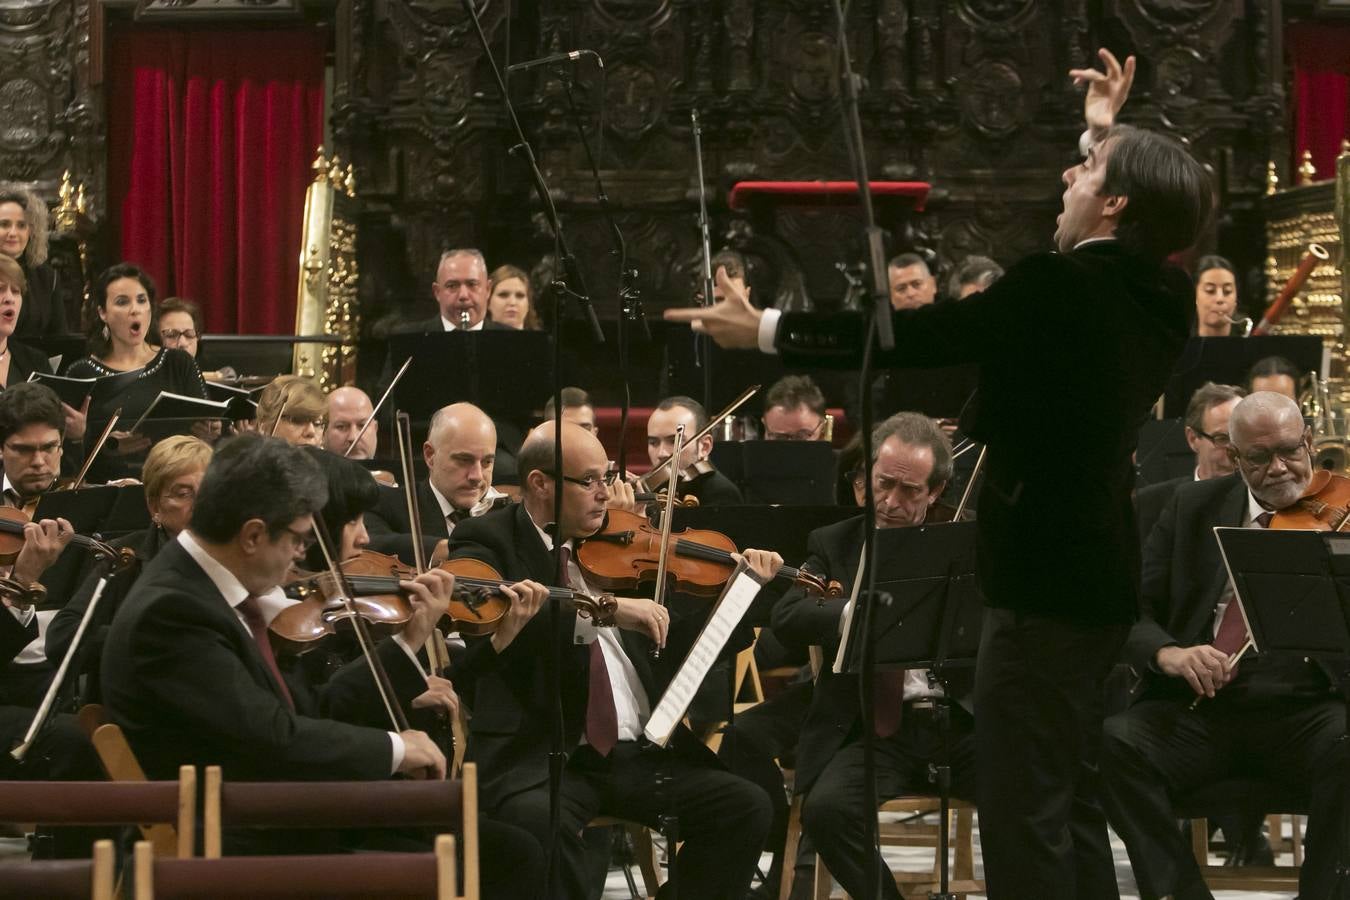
641, 384, 760, 490
394, 411, 446, 675
954, 445, 987, 521
648, 425, 686, 659
313, 516, 410, 732
70, 407, 121, 490
269, 393, 291, 438
346, 357, 413, 458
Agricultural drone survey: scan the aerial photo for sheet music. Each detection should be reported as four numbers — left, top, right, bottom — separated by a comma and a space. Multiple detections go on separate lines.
833, 544, 869, 674
644, 562, 765, 747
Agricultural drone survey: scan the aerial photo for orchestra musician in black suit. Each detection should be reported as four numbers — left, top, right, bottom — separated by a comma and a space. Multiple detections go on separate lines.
1101, 392, 1347, 900
771, 413, 976, 900
644, 396, 743, 506
393, 248, 513, 334
665, 51, 1214, 899
364, 401, 511, 565
448, 420, 778, 900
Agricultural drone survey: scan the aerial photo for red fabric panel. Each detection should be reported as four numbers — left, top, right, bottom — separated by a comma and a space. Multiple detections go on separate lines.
1286, 22, 1350, 184
107, 27, 324, 334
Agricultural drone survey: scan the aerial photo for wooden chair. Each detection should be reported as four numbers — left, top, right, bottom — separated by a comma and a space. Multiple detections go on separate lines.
132, 835, 458, 899
1178, 777, 1307, 892
0, 768, 196, 861
587, 815, 662, 899
77, 704, 187, 858
0, 838, 115, 900
202, 762, 480, 899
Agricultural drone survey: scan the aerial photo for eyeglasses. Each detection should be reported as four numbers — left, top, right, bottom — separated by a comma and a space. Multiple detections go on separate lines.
284, 415, 325, 430
160, 329, 198, 341
282, 525, 316, 551
1234, 442, 1308, 468
1193, 428, 1231, 447
765, 424, 823, 442
555, 471, 617, 491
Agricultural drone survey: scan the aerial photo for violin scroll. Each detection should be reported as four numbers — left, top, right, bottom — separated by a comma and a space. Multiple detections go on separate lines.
0, 575, 46, 610
798, 570, 844, 601
573, 592, 619, 628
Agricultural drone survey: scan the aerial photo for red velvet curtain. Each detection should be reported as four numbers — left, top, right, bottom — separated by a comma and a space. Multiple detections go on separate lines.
107, 26, 325, 335
1286, 22, 1350, 184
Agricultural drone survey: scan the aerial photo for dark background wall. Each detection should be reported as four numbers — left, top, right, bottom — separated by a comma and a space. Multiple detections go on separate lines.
0, 0, 1295, 335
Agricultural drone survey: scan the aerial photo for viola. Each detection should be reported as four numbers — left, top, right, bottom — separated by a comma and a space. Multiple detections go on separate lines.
577, 509, 843, 600
0, 505, 136, 574
1269, 470, 1350, 531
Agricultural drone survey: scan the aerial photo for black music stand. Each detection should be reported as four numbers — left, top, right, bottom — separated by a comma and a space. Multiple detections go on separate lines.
710, 440, 837, 505
1135, 418, 1195, 487
1214, 526, 1350, 898
1163, 335, 1323, 417
839, 521, 983, 900
387, 331, 552, 423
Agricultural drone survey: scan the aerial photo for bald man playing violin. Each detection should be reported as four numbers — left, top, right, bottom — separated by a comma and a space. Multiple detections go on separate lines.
448, 420, 779, 900
1100, 392, 1347, 900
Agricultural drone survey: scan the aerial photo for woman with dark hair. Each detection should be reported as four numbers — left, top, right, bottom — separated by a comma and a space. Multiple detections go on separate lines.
65, 263, 209, 479
1194, 254, 1239, 337
302, 447, 382, 569
0, 183, 67, 340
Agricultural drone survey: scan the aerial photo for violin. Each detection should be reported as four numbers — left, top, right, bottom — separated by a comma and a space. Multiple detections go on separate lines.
0, 505, 136, 575
1269, 470, 1350, 531
577, 508, 843, 600
635, 385, 759, 495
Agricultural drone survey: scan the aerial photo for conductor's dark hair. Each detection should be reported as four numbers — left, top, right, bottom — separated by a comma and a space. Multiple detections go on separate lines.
655, 396, 709, 432
1184, 382, 1245, 434
542, 386, 594, 420
1244, 355, 1303, 390
871, 411, 954, 490
765, 374, 826, 417
0, 382, 64, 446
1098, 125, 1213, 260
191, 434, 328, 543
302, 447, 380, 570
88, 263, 157, 357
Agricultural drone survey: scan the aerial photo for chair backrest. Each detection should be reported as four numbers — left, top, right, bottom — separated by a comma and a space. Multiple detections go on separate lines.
0, 838, 114, 900
203, 763, 479, 899
0, 768, 194, 859
86, 721, 190, 858
134, 834, 457, 899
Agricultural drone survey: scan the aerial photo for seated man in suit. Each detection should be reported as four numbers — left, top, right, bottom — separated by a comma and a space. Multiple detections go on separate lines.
645, 395, 742, 506
887, 252, 938, 310
1101, 391, 1347, 900
1135, 381, 1244, 546
397, 248, 511, 334
365, 401, 511, 564
323, 386, 377, 460
101, 433, 448, 784
771, 412, 974, 900
541, 386, 597, 435
449, 420, 777, 899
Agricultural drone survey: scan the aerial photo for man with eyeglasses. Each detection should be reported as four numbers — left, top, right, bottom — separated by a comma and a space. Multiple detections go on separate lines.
762, 374, 828, 442
1136, 382, 1245, 546
447, 419, 780, 899
366, 402, 512, 564
1101, 391, 1347, 900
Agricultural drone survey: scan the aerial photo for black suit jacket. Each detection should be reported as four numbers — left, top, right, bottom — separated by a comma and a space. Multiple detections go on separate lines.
3, 340, 54, 386
364, 481, 452, 563
684, 467, 743, 505
390, 316, 512, 335
1135, 474, 1189, 548
777, 242, 1191, 626
101, 540, 425, 781
447, 504, 737, 808
771, 516, 975, 794
1129, 474, 1331, 702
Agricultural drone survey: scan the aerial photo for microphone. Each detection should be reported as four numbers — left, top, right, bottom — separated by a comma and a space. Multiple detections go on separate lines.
506, 50, 601, 73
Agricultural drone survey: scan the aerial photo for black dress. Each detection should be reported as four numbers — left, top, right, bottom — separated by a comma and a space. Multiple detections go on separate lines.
13, 261, 67, 340
65, 348, 207, 480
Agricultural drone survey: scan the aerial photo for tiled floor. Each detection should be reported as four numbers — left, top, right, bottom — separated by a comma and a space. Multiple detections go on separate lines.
599, 817, 1299, 899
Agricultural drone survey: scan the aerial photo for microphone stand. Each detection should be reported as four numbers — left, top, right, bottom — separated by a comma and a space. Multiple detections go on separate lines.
691, 109, 716, 413
831, 3, 892, 898
459, 2, 603, 888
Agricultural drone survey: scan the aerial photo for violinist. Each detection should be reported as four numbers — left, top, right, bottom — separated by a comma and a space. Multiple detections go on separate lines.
1101, 392, 1346, 900
769, 413, 975, 900
45, 435, 213, 700
448, 420, 775, 900
645, 395, 742, 505
100, 434, 448, 790
323, 386, 378, 459
256, 375, 325, 448
365, 402, 510, 564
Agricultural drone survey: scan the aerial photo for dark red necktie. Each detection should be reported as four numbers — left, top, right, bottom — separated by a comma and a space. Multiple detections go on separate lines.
1213, 511, 1272, 656
238, 596, 296, 711
560, 544, 619, 755
873, 670, 906, 738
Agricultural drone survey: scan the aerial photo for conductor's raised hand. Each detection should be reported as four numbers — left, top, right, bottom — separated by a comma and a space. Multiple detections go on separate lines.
1070, 48, 1136, 136
663, 266, 763, 350
613, 596, 669, 648
489, 579, 550, 653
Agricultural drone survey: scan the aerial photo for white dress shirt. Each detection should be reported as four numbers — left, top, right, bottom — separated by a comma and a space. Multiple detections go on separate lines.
440, 316, 484, 332
177, 530, 405, 773
526, 512, 650, 742
427, 481, 510, 532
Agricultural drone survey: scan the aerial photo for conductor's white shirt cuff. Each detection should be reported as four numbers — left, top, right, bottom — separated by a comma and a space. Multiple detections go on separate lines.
758, 308, 782, 355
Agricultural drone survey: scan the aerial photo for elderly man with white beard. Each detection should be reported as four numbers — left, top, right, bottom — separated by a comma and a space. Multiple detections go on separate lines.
1100, 391, 1348, 900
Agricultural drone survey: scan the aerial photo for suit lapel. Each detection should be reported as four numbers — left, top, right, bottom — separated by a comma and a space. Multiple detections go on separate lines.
418, 481, 450, 539
1194, 478, 1249, 641
512, 505, 556, 583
